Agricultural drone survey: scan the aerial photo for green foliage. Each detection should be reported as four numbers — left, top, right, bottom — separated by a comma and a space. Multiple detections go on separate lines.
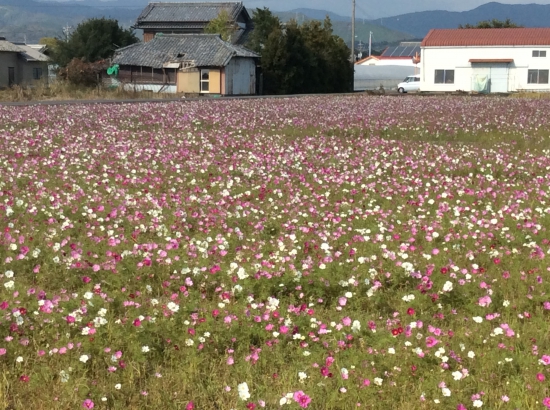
459, 18, 522, 28
38, 37, 60, 57
53, 17, 138, 67
204, 9, 237, 42
251, 9, 353, 95
247, 7, 282, 54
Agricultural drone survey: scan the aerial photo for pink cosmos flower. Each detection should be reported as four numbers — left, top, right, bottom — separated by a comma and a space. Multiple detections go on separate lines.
82, 399, 94, 409
543, 397, 550, 409
478, 296, 492, 307
540, 355, 550, 365
426, 336, 439, 348
293, 391, 311, 408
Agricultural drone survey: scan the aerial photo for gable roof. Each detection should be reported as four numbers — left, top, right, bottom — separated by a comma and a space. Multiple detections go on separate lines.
355, 55, 379, 65
422, 28, 550, 47
0, 40, 23, 53
136, 2, 249, 27
13, 44, 49, 62
112, 34, 258, 69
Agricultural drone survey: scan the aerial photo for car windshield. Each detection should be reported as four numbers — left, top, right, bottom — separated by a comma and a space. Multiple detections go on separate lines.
403, 77, 413, 83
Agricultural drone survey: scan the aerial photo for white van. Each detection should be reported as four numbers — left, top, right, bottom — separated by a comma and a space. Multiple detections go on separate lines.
397, 74, 420, 93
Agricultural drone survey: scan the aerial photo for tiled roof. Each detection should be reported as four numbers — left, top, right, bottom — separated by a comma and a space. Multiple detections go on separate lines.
422, 28, 550, 47
112, 34, 258, 69
15, 44, 49, 62
136, 2, 248, 25
0, 40, 23, 53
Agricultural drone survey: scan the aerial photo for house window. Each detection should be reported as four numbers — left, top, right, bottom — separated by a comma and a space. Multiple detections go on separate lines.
532, 50, 547, 57
200, 69, 209, 92
528, 69, 549, 84
434, 69, 454, 84
33, 68, 43, 80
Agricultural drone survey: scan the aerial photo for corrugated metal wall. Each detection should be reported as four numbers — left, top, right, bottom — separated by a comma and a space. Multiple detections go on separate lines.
225, 57, 256, 95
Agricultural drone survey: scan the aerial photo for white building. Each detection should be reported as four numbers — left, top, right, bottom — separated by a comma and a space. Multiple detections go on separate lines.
420, 28, 550, 93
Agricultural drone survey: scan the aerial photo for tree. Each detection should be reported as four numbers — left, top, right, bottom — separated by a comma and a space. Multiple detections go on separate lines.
251, 9, 352, 95
53, 18, 138, 67
39, 37, 60, 57
459, 18, 522, 29
300, 17, 353, 93
247, 7, 281, 54
204, 9, 237, 41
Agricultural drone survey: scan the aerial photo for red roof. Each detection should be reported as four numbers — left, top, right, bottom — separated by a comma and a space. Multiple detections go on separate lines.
421, 28, 550, 47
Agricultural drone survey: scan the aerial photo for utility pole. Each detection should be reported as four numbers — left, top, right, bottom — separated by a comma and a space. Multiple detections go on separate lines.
63, 23, 72, 42
369, 31, 372, 56
351, 0, 356, 63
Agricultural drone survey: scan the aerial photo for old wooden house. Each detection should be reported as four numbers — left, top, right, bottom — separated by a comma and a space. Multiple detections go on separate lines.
134, 2, 253, 45
111, 34, 259, 95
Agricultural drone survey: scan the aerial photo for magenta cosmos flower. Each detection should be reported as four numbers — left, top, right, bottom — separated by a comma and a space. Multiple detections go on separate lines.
293, 391, 311, 408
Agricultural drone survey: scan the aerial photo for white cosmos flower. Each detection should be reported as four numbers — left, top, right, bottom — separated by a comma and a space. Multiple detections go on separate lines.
167, 302, 179, 313
237, 382, 250, 400
442, 281, 453, 292
452, 371, 463, 381
79, 354, 90, 363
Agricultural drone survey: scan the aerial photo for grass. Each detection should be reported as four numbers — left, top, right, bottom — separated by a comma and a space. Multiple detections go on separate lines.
0, 81, 185, 102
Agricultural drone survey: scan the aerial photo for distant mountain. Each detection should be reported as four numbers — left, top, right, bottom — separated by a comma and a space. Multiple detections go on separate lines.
285, 8, 350, 22
0, 0, 141, 42
6, 1, 548, 48
371, 2, 550, 38
0, 0, 412, 44
273, 10, 415, 46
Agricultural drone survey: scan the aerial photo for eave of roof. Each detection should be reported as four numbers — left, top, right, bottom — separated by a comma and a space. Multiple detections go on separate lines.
469, 58, 514, 63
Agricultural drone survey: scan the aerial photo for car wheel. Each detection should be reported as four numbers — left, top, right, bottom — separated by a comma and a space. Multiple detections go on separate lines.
398, 87, 405, 93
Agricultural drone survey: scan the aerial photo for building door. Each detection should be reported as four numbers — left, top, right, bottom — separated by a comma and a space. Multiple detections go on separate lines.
8, 67, 15, 87
471, 63, 509, 93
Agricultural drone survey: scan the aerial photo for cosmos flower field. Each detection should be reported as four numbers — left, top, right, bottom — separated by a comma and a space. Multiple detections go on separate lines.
2, 95, 550, 409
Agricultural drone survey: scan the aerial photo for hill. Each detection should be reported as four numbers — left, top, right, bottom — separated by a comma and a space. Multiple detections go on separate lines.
0, 0, 141, 42
371, 2, 550, 38
274, 10, 415, 47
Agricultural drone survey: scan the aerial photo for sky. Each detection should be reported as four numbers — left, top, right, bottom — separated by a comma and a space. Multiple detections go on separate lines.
239, 0, 550, 18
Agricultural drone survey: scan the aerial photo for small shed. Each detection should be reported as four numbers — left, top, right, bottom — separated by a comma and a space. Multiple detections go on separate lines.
112, 34, 259, 95
420, 28, 550, 93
